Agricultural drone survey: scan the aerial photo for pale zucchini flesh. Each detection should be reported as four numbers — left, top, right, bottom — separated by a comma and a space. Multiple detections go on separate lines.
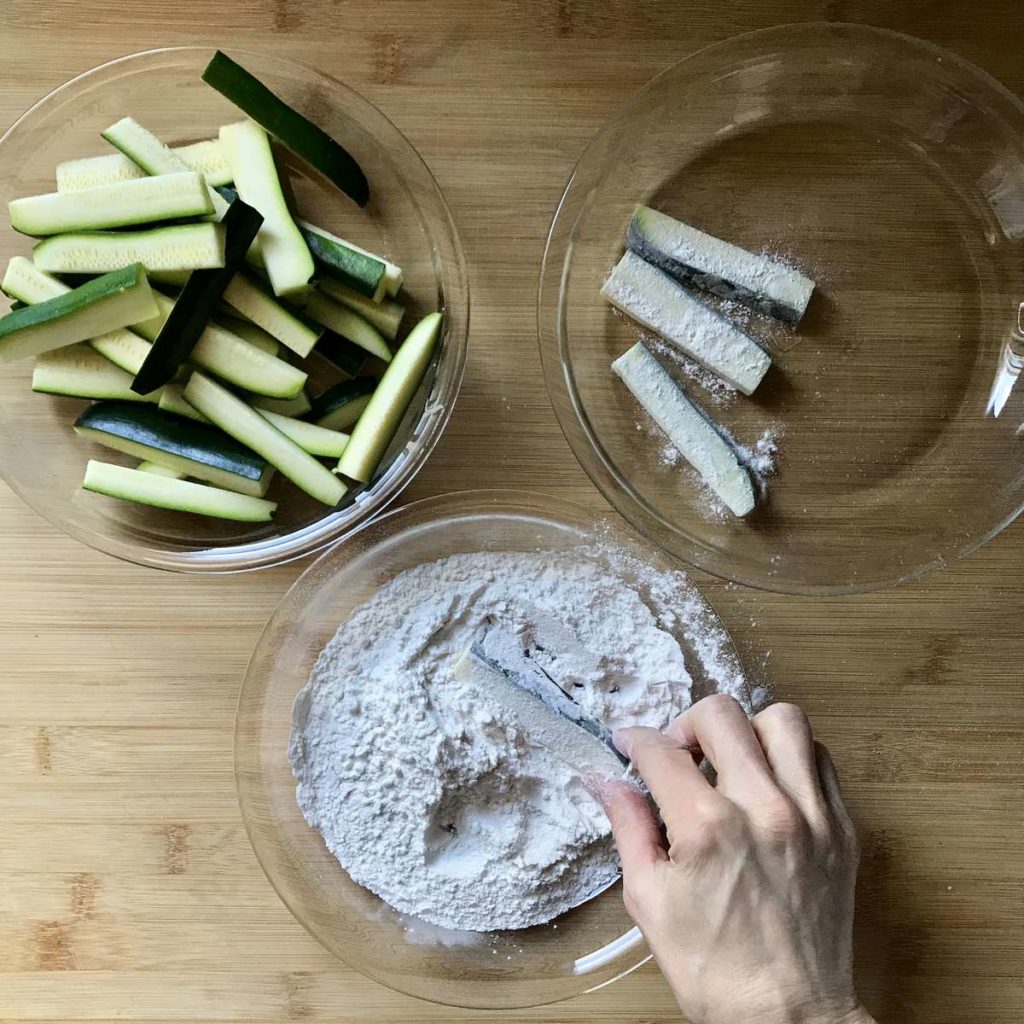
251, 390, 312, 418
137, 460, 186, 479
56, 140, 231, 191
34, 223, 226, 275
601, 250, 771, 396
33, 344, 158, 402
304, 290, 391, 362
83, 460, 276, 522
611, 342, 756, 517
184, 372, 347, 506
0, 264, 158, 363
10, 171, 213, 235
256, 409, 350, 458
159, 384, 209, 422
221, 273, 321, 357
101, 117, 229, 221
316, 276, 405, 340
336, 312, 441, 483
220, 120, 313, 296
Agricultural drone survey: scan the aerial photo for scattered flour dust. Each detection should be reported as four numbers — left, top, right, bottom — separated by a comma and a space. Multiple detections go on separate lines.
289, 547, 748, 933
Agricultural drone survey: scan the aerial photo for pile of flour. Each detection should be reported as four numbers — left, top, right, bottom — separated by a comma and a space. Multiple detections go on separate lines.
289, 548, 740, 933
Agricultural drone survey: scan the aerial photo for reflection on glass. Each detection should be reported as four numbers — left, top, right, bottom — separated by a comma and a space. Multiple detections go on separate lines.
986, 302, 1024, 417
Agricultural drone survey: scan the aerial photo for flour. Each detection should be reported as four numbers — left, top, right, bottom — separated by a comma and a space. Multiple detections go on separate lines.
289, 547, 747, 933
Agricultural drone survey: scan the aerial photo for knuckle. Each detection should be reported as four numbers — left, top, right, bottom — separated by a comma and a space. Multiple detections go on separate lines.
700, 693, 744, 719
757, 702, 810, 733
621, 877, 652, 921
756, 793, 806, 841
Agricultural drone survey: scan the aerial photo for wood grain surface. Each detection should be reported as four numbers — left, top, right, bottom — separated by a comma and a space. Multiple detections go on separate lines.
1, 2, 1022, 1022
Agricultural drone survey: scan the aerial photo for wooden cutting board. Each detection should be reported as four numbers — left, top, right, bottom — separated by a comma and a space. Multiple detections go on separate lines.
1, 2, 1021, 1021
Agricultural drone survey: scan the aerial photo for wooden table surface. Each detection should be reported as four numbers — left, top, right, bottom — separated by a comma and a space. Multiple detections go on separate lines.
1, 2, 1022, 1022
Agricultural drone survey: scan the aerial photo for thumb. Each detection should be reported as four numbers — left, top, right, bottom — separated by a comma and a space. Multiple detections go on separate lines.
585, 773, 667, 873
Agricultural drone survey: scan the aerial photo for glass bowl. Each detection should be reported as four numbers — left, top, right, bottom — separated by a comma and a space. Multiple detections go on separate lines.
235, 489, 750, 1008
539, 23, 1024, 595
0, 47, 468, 571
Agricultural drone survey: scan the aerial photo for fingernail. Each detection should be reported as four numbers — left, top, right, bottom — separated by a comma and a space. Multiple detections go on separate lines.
582, 771, 615, 803
611, 728, 633, 758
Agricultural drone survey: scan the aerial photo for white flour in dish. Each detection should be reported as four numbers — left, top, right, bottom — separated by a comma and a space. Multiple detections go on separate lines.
289, 547, 745, 933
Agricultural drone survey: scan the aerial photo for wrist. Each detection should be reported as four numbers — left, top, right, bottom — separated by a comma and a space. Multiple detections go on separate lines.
802, 1005, 875, 1024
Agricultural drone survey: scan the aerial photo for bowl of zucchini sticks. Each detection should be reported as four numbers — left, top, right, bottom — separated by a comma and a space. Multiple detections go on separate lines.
539, 23, 1024, 595
0, 46, 468, 571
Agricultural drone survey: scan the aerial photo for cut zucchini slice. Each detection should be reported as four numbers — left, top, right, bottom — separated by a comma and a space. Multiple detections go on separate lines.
56, 141, 231, 191
136, 460, 186, 479
2, 256, 153, 374
336, 312, 441, 482
34, 223, 225, 276
146, 269, 191, 289
611, 343, 755, 517
304, 291, 391, 362
184, 372, 347, 506
134, 291, 307, 399
221, 272, 321, 357
101, 116, 230, 221
601, 251, 771, 396
202, 51, 369, 207
159, 384, 209, 423
627, 205, 815, 325
308, 378, 376, 431
0, 264, 158, 363
33, 344, 158, 402
216, 314, 279, 355
10, 171, 213, 236
297, 221, 385, 300
83, 460, 276, 522
220, 119, 313, 296
316, 276, 404, 340
251, 390, 312, 418
75, 400, 272, 497
132, 195, 264, 394
256, 409, 349, 457
299, 220, 402, 298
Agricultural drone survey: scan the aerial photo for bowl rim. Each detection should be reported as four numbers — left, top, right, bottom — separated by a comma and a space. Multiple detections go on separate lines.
0, 45, 470, 573
536, 21, 1024, 597
234, 486, 758, 1007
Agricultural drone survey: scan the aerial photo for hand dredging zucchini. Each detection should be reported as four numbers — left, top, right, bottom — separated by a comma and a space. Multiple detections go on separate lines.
299, 220, 402, 298
0, 263, 157, 363
221, 272, 322, 356
10, 171, 213, 236
34, 222, 225, 275
336, 312, 441, 483
56, 139, 231, 191
627, 205, 815, 325
308, 377, 376, 430
220, 119, 313, 296
316, 276, 405, 341
132, 195, 264, 394
611, 343, 755, 517
83, 460, 277, 522
134, 291, 307, 399
102, 116, 230, 221
2, 256, 152, 374
602, 250, 771, 396
257, 409, 349, 458
75, 400, 273, 497
184, 372, 347, 506
33, 344, 158, 402
202, 50, 369, 207
304, 291, 391, 362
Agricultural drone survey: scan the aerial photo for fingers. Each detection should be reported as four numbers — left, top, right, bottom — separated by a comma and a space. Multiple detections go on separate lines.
586, 773, 667, 873
751, 703, 827, 822
663, 694, 775, 799
612, 726, 717, 841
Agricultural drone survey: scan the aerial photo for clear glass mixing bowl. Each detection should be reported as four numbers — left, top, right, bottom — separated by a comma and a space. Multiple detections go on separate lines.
235, 489, 749, 1008
539, 23, 1024, 594
0, 47, 468, 571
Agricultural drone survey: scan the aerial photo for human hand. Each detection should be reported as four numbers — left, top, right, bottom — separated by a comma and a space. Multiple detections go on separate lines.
588, 695, 874, 1024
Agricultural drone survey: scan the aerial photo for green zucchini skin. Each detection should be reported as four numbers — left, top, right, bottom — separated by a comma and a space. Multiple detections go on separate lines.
132, 196, 264, 395
315, 332, 367, 377
308, 377, 377, 430
74, 400, 267, 483
202, 50, 369, 208
299, 224, 384, 300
